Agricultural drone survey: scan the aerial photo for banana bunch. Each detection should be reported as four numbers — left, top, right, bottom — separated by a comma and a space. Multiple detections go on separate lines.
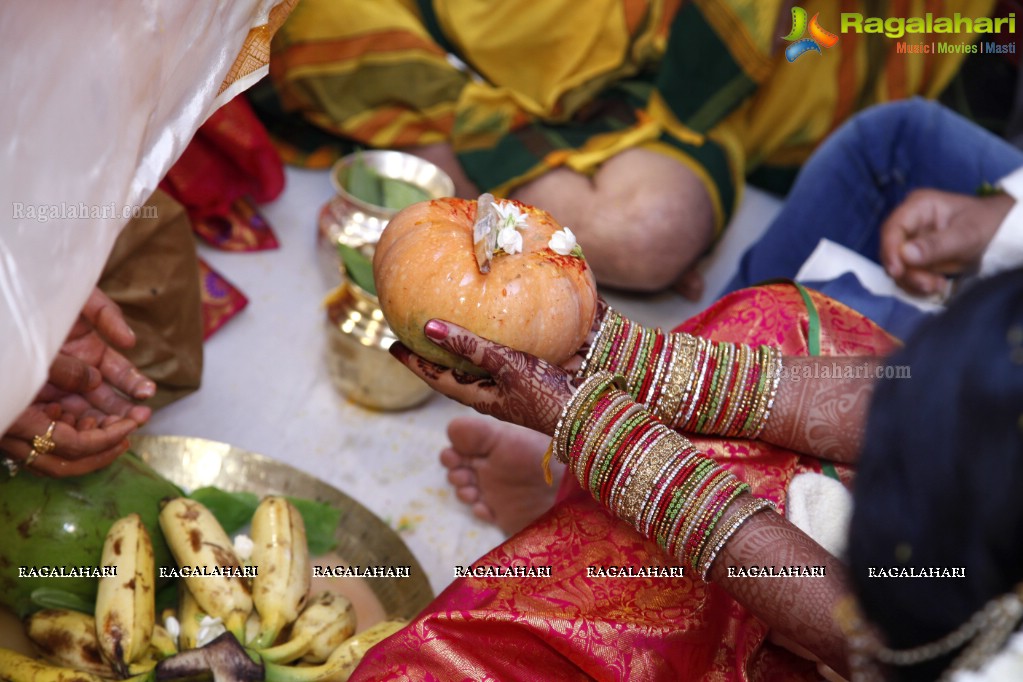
4, 496, 407, 682
259, 591, 356, 664
262, 620, 407, 682
158, 496, 405, 681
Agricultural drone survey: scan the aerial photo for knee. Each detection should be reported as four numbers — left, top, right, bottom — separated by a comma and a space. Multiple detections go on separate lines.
583, 186, 714, 291
845, 97, 938, 147
857, 97, 934, 123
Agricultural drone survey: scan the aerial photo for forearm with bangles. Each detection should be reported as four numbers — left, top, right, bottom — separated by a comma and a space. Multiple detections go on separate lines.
554, 371, 851, 674
581, 308, 879, 462
580, 308, 782, 438
552, 372, 774, 578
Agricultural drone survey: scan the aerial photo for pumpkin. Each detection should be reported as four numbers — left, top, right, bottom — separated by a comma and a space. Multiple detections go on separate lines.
373, 197, 598, 374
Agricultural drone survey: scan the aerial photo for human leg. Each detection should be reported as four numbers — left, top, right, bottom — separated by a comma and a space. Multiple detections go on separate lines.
726, 99, 1023, 292
512, 148, 715, 292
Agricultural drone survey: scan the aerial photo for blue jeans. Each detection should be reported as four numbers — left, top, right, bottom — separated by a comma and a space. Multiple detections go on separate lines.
724, 99, 1023, 337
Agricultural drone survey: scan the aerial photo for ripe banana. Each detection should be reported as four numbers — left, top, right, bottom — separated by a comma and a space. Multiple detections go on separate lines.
158, 498, 252, 641
95, 513, 155, 676
154, 610, 180, 657
23, 609, 115, 678
258, 591, 356, 664
300, 593, 356, 664
0, 648, 115, 682
250, 497, 311, 648
263, 620, 406, 682
315, 619, 406, 680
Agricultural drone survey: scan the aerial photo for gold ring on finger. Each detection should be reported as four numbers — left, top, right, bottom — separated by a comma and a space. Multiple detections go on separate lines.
32, 421, 57, 455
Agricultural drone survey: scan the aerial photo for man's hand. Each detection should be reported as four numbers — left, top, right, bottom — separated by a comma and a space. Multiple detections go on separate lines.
63, 289, 155, 404
880, 189, 1015, 296
1, 405, 136, 477
1, 288, 156, 477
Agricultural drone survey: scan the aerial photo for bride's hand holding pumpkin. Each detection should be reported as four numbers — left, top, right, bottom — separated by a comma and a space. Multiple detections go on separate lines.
388, 319, 575, 436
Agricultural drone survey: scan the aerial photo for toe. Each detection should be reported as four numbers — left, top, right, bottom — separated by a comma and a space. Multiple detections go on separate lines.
439, 446, 466, 469
446, 416, 500, 458
447, 467, 476, 487
471, 501, 496, 524
457, 485, 481, 504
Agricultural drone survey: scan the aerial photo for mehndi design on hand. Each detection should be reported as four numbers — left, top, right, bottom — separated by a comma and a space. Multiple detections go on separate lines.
389, 319, 576, 436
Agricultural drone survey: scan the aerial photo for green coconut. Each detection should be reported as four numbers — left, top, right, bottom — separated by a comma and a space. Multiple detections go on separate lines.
0, 453, 181, 616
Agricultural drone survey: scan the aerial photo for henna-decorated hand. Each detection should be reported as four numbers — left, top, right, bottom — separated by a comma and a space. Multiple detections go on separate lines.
389, 319, 577, 436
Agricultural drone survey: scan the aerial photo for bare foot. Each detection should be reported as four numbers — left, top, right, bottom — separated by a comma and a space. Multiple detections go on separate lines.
441, 416, 564, 535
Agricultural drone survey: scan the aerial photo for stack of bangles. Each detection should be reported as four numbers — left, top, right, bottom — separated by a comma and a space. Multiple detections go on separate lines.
552, 372, 775, 580
579, 308, 783, 438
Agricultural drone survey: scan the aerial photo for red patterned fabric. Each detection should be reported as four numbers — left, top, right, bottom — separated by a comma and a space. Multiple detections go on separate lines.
161, 95, 284, 244
190, 196, 279, 253
197, 258, 248, 340
351, 284, 899, 681
160, 95, 284, 336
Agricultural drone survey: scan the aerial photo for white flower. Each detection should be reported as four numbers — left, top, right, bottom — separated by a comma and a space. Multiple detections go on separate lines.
548, 227, 578, 256
493, 200, 528, 230
233, 533, 254, 562
164, 615, 181, 645
195, 615, 226, 648
497, 226, 523, 255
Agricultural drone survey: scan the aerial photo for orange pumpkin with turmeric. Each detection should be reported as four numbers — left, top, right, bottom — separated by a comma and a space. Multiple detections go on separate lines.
373, 197, 598, 374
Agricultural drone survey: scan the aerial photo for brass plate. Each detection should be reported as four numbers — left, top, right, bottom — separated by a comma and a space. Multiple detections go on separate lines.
130, 434, 434, 620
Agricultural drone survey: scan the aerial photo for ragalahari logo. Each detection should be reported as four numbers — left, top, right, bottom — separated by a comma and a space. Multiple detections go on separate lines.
783, 7, 839, 62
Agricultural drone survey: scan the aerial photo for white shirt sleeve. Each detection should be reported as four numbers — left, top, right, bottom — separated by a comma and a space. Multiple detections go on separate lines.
979, 167, 1023, 277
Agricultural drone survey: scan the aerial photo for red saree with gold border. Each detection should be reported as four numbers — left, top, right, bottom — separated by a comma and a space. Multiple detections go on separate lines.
351, 284, 899, 681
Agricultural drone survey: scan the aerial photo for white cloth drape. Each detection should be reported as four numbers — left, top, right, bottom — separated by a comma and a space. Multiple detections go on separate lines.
0, 0, 277, 433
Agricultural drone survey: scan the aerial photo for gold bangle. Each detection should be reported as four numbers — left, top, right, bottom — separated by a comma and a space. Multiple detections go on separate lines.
698, 497, 774, 580
748, 347, 783, 438
552, 372, 619, 464
656, 333, 697, 425
618, 429, 682, 528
